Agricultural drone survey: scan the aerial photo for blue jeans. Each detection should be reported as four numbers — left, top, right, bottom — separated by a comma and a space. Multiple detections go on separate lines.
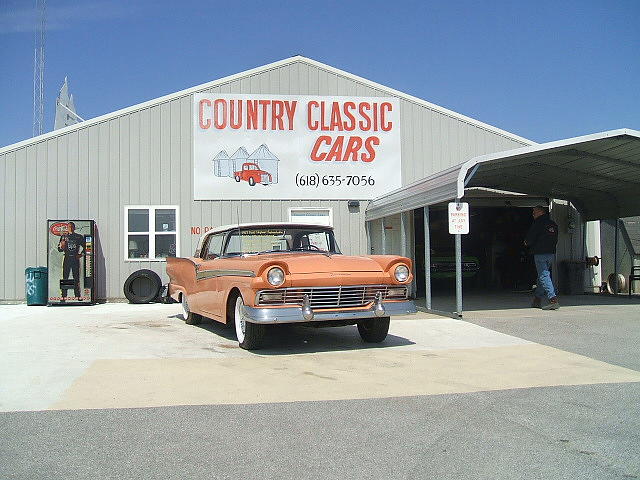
534, 254, 556, 299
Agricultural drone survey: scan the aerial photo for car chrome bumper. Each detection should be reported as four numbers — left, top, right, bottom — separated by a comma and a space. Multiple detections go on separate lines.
242, 300, 417, 324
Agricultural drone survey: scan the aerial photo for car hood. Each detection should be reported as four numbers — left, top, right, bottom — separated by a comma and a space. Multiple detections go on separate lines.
256, 254, 384, 274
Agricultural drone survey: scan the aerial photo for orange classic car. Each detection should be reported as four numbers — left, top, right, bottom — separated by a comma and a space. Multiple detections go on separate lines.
166, 223, 416, 350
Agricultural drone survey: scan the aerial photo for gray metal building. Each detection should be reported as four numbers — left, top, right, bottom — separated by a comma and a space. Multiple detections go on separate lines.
0, 56, 532, 302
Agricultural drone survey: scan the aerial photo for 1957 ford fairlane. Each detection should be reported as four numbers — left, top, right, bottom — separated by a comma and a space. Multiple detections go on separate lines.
166, 223, 416, 350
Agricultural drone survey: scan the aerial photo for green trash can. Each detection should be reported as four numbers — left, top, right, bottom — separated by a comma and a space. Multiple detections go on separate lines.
25, 266, 48, 306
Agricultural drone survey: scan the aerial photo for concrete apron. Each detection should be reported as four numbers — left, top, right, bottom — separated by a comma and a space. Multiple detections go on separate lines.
1, 303, 639, 412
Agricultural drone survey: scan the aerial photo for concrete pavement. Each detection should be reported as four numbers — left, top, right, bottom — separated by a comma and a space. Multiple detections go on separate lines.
1, 297, 639, 479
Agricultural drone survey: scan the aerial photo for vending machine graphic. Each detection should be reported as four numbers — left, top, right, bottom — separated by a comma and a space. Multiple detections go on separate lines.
47, 220, 96, 305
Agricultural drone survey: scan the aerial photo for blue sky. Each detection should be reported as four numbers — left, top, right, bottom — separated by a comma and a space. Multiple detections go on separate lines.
0, 0, 638, 147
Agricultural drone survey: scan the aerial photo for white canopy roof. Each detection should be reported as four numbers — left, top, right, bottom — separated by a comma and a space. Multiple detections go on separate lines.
367, 129, 640, 222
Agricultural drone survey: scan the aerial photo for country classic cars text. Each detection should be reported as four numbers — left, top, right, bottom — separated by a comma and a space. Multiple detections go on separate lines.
198, 98, 394, 162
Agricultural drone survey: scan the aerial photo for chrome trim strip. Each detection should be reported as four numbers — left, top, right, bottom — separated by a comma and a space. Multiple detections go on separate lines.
242, 301, 417, 324
196, 269, 256, 281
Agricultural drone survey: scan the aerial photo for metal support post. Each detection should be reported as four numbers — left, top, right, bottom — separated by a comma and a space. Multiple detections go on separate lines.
381, 218, 387, 255
614, 218, 619, 293
424, 206, 432, 310
455, 232, 462, 317
400, 212, 407, 258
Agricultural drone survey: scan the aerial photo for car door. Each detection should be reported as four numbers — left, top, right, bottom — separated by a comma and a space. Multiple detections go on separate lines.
191, 232, 225, 320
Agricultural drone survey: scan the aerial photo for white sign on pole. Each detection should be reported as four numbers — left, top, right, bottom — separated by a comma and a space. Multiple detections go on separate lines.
193, 93, 402, 200
448, 202, 469, 234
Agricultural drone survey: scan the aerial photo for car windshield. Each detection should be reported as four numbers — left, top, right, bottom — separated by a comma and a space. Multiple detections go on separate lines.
223, 227, 340, 256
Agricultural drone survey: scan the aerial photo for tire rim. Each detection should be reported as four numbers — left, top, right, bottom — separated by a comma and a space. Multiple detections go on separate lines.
181, 295, 189, 319
234, 296, 246, 344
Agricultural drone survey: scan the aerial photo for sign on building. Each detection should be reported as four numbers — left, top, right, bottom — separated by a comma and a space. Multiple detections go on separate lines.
448, 202, 469, 234
193, 94, 401, 200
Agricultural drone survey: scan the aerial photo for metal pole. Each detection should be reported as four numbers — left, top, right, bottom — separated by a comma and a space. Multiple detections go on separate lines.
614, 218, 619, 294
454, 198, 464, 317
381, 218, 386, 255
455, 232, 462, 317
424, 206, 432, 310
400, 212, 407, 258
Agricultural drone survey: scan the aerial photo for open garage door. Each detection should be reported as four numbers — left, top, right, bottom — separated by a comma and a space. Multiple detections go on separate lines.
367, 129, 640, 316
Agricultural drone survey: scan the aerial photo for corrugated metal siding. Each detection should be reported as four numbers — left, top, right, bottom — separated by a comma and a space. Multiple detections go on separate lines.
0, 59, 528, 301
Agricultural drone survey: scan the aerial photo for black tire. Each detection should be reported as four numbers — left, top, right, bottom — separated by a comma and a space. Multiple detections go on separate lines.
357, 317, 390, 343
234, 175, 241, 182
181, 294, 202, 325
232, 294, 265, 350
123, 269, 162, 304
248, 177, 256, 186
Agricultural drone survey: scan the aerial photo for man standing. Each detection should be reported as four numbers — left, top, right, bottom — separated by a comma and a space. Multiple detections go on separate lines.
525, 206, 559, 310
58, 222, 85, 300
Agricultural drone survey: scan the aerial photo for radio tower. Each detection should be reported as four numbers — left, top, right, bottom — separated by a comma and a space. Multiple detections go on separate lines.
32, 0, 46, 136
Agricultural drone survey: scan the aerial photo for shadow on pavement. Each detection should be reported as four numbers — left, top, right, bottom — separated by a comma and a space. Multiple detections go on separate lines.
168, 313, 415, 354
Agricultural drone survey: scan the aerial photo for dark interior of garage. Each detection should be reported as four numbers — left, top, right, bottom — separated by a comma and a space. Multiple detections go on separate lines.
413, 206, 537, 298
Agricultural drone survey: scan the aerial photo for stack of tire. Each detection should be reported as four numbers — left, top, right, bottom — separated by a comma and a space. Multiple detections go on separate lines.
123, 269, 163, 304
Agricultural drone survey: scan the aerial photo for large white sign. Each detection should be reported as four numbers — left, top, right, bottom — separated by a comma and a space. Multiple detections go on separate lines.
193, 94, 401, 200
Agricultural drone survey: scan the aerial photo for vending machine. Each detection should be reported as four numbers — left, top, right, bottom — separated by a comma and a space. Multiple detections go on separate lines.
47, 220, 96, 305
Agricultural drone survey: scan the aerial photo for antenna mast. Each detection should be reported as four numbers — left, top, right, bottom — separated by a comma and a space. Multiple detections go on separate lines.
32, 0, 46, 136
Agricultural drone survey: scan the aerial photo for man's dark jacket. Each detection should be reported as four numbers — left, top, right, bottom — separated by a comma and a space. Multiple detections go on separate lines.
525, 213, 558, 254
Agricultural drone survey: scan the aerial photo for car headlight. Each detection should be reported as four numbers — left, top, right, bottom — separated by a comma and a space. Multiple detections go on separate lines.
394, 264, 410, 282
267, 267, 285, 287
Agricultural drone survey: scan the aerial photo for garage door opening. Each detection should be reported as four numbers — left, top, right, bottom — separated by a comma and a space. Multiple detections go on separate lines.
413, 205, 538, 305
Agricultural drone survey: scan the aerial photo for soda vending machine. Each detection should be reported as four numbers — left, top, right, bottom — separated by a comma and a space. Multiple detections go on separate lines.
47, 220, 96, 305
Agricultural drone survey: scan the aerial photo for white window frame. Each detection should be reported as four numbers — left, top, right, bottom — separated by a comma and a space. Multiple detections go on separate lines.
288, 207, 333, 227
124, 205, 180, 261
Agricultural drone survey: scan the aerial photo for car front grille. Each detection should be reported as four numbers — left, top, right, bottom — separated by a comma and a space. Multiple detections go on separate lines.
260, 174, 270, 183
256, 285, 409, 308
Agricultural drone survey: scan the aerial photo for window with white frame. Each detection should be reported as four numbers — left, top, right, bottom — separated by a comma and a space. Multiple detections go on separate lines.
125, 206, 179, 261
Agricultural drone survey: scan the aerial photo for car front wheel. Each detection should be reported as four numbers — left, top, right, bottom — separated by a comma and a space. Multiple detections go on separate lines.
233, 295, 265, 350
248, 177, 256, 186
357, 317, 390, 343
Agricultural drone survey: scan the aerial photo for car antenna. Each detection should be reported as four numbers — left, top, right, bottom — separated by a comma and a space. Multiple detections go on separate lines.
236, 204, 243, 257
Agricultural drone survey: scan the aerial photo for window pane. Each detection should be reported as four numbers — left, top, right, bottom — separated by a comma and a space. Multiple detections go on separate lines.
128, 209, 149, 232
128, 235, 149, 258
155, 209, 176, 232
155, 234, 177, 258
204, 234, 224, 259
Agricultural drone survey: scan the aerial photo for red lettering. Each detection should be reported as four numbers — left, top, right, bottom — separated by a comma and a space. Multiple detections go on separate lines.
373, 102, 378, 131
258, 100, 270, 130
343, 102, 356, 131
191, 226, 201, 235
358, 103, 371, 130
310, 136, 332, 161
199, 99, 211, 129
272, 100, 284, 130
213, 99, 227, 129
326, 136, 344, 161
230, 100, 242, 129
247, 100, 258, 129
380, 102, 392, 131
284, 101, 297, 130
307, 101, 319, 130
320, 102, 331, 131
343, 136, 363, 161
361, 136, 379, 162
329, 102, 343, 131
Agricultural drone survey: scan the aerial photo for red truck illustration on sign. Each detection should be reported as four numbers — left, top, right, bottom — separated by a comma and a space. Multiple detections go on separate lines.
212, 144, 279, 187
234, 162, 273, 186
